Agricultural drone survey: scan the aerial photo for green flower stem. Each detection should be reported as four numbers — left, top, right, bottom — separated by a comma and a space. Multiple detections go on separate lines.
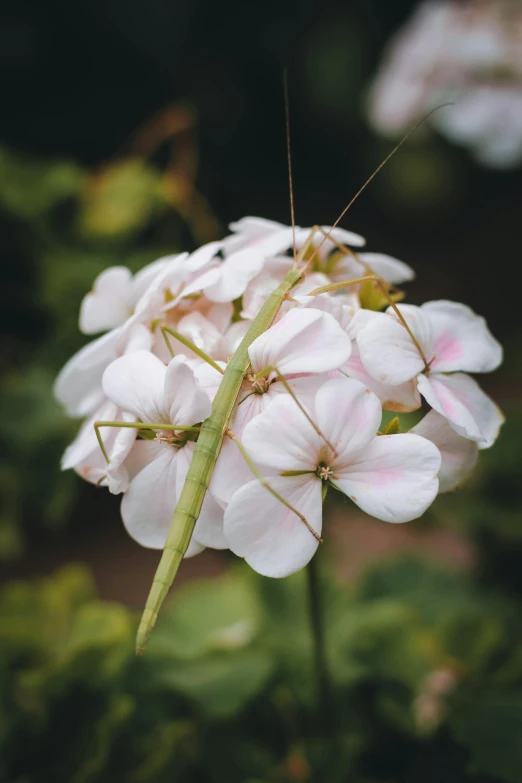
306, 554, 331, 726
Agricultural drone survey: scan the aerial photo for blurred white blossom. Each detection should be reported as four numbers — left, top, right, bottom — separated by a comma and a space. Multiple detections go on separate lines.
368, 0, 522, 168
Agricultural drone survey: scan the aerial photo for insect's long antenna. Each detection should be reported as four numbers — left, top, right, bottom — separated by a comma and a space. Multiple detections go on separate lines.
303, 103, 454, 272
283, 70, 298, 267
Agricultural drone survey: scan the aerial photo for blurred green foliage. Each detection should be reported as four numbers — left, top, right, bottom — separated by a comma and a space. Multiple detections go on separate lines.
2, 558, 522, 782
0, 139, 219, 559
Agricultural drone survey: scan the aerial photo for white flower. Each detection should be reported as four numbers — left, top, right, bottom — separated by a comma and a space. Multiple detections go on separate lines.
101, 350, 224, 551
210, 306, 353, 506
357, 300, 503, 446
224, 377, 441, 577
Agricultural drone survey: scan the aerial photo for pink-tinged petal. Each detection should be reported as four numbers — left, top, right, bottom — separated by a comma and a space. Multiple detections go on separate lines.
102, 350, 167, 423
73, 447, 108, 487
79, 267, 133, 334
315, 377, 383, 461
333, 433, 441, 522
212, 375, 329, 507
203, 248, 266, 303
357, 311, 426, 385
176, 443, 227, 549
241, 394, 322, 473
224, 475, 322, 577
54, 327, 123, 417
411, 410, 478, 492
421, 300, 503, 373
355, 252, 415, 283
418, 372, 504, 448
389, 304, 434, 356
343, 344, 421, 412
121, 444, 179, 549
164, 356, 212, 426
249, 308, 352, 376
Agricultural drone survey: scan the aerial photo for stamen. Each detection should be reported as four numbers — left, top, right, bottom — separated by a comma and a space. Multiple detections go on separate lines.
248, 374, 270, 394
316, 463, 334, 481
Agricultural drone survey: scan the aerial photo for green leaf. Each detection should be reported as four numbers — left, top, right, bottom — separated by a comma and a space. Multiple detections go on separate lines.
155, 649, 274, 719
149, 570, 263, 660
0, 144, 84, 218
78, 160, 167, 240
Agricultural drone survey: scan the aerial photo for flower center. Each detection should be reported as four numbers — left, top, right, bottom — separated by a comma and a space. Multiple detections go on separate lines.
154, 431, 187, 448
316, 462, 334, 481
248, 374, 271, 394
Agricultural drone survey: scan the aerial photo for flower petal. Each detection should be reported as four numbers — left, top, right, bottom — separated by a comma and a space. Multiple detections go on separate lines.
164, 356, 212, 426
203, 248, 266, 303
356, 252, 415, 283
102, 350, 168, 422
356, 310, 426, 385
54, 328, 122, 417
241, 394, 322, 473
121, 444, 179, 549
333, 433, 440, 522
249, 307, 352, 376
343, 344, 421, 412
61, 399, 119, 471
120, 440, 206, 556
411, 410, 478, 492
79, 267, 133, 334
315, 377, 383, 461
224, 475, 322, 577
421, 300, 503, 373
418, 372, 504, 448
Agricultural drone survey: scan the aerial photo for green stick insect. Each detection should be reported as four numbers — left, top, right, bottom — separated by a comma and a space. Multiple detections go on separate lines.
94, 103, 439, 654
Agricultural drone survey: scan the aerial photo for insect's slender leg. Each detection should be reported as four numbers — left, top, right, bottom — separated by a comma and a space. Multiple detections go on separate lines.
226, 429, 322, 543
94, 421, 201, 464
160, 325, 225, 374
308, 275, 383, 295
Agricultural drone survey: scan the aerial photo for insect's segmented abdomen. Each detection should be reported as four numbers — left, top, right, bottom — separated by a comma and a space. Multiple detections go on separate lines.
136, 267, 302, 653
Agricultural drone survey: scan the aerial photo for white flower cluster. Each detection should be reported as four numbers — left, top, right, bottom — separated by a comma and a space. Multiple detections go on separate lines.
368, 0, 522, 168
55, 216, 503, 577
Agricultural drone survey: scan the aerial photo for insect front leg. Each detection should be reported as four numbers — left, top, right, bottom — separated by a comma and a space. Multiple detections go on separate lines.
94, 420, 201, 463
160, 325, 225, 374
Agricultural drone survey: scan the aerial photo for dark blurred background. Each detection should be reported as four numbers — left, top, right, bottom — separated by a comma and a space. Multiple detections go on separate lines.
1, 2, 522, 781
